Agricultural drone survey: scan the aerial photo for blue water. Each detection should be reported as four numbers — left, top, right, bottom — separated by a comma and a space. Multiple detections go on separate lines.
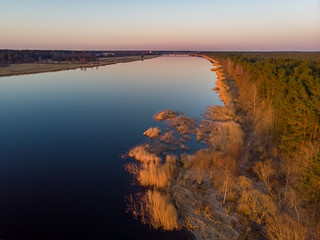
0, 56, 220, 239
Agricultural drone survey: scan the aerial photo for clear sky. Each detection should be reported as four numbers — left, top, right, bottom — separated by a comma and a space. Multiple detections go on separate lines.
0, 0, 319, 51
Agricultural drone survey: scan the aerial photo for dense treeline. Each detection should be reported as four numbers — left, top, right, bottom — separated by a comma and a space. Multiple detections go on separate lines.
203, 52, 320, 237
0, 50, 159, 64
0, 50, 98, 64
206, 51, 320, 60
231, 55, 320, 153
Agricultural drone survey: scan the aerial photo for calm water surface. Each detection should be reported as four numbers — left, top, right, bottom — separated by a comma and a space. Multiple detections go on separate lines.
0, 57, 220, 239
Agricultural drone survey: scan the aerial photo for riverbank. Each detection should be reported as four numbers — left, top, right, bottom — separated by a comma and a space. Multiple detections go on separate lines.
0, 55, 158, 77
195, 54, 314, 239
173, 55, 243, 239
125, 55, 244, 239
127, 54, 310, 239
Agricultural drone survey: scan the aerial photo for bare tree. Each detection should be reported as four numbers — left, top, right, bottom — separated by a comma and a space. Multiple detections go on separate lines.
254, 160, 277, 200
266, 214, 307, 240
238, 176, 276, 224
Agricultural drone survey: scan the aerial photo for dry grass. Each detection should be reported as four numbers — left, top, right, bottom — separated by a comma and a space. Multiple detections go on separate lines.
204, 105, 237, 122
127, 190, 179, 231
129, 145, 161, 164
197, 106, 243, 151
216, 78, 233, 107
203, 56, 234, 107
143, 127, 161, 138
181, 154, 195, 170
165, 154, 177, 164
137, 159, 176, 188
153, 110, 180, 121
196, 119, 215, 143
167, 115, 197, 136
160, 131, 178, 145
145, 190, 180, 231
153, 110, 197, 149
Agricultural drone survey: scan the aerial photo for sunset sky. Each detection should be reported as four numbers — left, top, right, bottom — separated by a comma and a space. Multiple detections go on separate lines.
1, 0, 319, 51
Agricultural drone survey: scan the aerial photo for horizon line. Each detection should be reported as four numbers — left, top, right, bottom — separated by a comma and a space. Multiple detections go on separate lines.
1, 48, 320, 53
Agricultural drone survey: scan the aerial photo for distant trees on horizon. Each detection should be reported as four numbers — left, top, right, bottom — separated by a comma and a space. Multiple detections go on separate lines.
0, 50, 98, 64
0, 50, 160, 65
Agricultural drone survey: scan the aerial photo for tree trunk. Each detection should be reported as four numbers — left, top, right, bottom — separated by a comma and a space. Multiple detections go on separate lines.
223, 175, 229, 205
284, 168, 290, 202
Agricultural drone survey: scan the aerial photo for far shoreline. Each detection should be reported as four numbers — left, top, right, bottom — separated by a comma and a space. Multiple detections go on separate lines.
0, 55, 158, 78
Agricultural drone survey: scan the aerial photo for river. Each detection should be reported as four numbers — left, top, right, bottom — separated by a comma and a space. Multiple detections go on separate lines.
0, 56, 221, 239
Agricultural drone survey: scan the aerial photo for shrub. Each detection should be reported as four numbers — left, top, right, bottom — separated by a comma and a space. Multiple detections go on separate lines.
208, 121, 243, 153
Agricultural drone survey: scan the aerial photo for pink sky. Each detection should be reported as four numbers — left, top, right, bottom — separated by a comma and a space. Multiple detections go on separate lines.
1, 0, 319, 50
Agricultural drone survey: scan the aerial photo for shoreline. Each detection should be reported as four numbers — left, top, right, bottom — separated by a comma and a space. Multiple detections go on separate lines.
182, 55, 241, 239
0, 55, 158, 78
198, 54, 237, 108
125, 55, 243, 239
